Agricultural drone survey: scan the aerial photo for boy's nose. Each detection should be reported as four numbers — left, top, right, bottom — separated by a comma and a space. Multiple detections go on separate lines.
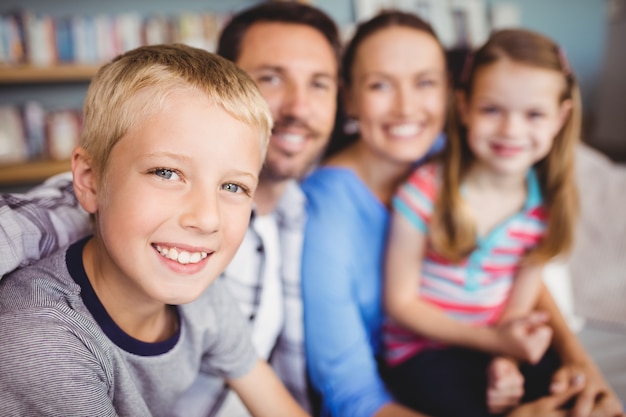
180, 189, 220, 233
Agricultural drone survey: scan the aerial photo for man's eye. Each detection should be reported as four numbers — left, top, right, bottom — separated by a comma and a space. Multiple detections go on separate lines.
257, 74, 281, 86
153, 168, 180, 181
311, 79, 333, 91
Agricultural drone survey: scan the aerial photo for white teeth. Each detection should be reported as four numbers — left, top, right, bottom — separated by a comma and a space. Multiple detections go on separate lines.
155, 245, 208, 265
278, 133, 305, 143
389, 124, 421, 137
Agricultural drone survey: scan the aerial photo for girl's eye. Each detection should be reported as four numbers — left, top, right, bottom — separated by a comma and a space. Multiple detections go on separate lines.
528, 111, 544, 120
153, 168, 180, 181
480, 105, 500, 115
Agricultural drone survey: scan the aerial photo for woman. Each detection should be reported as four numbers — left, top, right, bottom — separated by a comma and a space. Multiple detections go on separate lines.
301, 9, 624, 417
302, 11, 449, 417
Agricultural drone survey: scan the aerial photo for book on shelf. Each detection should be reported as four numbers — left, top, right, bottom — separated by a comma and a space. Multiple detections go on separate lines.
46, 110, 81, 161
0, 103, 82, 166
0, 9, 231, 68
0, 106, 28, 164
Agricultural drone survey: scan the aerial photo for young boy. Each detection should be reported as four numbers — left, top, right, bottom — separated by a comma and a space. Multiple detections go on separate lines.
0, 44, 309, 417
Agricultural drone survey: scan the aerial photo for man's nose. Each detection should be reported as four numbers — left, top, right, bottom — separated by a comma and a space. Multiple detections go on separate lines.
280, 81, 312, 120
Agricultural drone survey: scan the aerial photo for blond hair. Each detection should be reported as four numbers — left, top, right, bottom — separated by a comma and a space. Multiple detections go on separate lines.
81, 43, 272, 183
432, 29, 580, 264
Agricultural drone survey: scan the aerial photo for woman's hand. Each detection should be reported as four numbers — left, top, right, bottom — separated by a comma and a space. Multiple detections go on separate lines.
506, 383, 584, 417
550, 362, 625, 417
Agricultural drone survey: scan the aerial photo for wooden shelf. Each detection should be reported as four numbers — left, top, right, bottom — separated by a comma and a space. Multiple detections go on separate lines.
0, 159, 71, 186
0, 64, 101, 84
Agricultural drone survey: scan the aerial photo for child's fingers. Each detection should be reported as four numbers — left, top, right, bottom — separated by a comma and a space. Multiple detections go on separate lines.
487, 357, 524, 413
523, 310, 550, 327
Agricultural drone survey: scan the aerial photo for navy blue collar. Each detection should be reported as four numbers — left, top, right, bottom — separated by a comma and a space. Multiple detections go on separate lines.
66, 237, 180, 356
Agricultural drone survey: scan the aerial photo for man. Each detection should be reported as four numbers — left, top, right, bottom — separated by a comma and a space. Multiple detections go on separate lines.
0, 3, 622, 417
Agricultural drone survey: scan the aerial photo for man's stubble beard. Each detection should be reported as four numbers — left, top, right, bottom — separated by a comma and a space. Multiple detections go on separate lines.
259, 154, 314, 184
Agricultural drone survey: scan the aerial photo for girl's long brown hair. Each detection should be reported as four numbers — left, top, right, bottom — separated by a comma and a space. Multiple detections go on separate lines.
431, 29, 581, 264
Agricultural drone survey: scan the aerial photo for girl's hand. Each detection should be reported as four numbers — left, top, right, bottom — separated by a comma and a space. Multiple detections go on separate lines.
487, 356, 524, 414
494, 311, 553, 363
550, 362, 625, 417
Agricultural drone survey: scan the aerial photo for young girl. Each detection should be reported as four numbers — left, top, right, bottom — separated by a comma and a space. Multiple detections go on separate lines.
383, 28, 581, 417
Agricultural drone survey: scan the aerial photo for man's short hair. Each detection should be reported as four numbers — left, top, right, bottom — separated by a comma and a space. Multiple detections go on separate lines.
217, 2, 341, 69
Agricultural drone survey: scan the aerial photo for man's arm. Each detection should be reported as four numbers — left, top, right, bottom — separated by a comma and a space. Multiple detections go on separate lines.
0, 172, 91, 277
229, 360, 309, 417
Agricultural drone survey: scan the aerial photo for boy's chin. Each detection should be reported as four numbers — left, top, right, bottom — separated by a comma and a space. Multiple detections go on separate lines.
158, 279, 217, 305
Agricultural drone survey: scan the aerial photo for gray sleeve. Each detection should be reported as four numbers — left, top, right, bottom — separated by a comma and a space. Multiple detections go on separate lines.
0, 307, 117, 417
0, 172, 92, 277
200, 280, 259, 381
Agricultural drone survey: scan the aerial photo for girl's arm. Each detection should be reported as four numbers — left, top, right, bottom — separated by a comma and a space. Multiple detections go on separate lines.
498, 263, 545, 323
384, 211, 546, 362
495, 263, 553, 365
229, 360, 309, 417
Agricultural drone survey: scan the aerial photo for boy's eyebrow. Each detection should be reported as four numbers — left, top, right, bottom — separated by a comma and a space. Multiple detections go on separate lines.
141, 152, 191, 164
142, 152, 258, 179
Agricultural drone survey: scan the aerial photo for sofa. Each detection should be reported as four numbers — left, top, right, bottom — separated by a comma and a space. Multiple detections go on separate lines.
546, 143, 626, 402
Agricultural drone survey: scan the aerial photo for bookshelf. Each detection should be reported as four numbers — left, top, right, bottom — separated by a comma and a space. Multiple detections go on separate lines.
0, 159, 70, 186
0, 65, 100, 84
0, 4, 237, 190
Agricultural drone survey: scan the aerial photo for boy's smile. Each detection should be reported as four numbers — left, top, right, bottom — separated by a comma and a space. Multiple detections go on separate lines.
75, 89, 263, 335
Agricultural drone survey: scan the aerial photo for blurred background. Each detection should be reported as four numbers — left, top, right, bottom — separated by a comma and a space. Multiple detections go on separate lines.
0, 0, 624, 191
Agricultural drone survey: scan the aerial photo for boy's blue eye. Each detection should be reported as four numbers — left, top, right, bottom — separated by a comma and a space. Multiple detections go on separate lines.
222, 183, 242, 193
154, 168, 180, 181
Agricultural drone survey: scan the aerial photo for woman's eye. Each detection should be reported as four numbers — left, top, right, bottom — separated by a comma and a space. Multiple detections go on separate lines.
416, 79, 436, 88
153, 168, 180, 181
368, 81, 389, 91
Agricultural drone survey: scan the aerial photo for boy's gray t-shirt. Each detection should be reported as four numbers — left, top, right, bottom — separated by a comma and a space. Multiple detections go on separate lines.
0, 239, 258, 417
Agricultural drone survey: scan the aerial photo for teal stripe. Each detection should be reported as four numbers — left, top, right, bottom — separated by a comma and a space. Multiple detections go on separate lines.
393, 197, 428, 233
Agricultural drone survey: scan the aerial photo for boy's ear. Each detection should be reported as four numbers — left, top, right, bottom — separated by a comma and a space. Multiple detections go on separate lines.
455, 90, 470, 126
71, 147, 98, 214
